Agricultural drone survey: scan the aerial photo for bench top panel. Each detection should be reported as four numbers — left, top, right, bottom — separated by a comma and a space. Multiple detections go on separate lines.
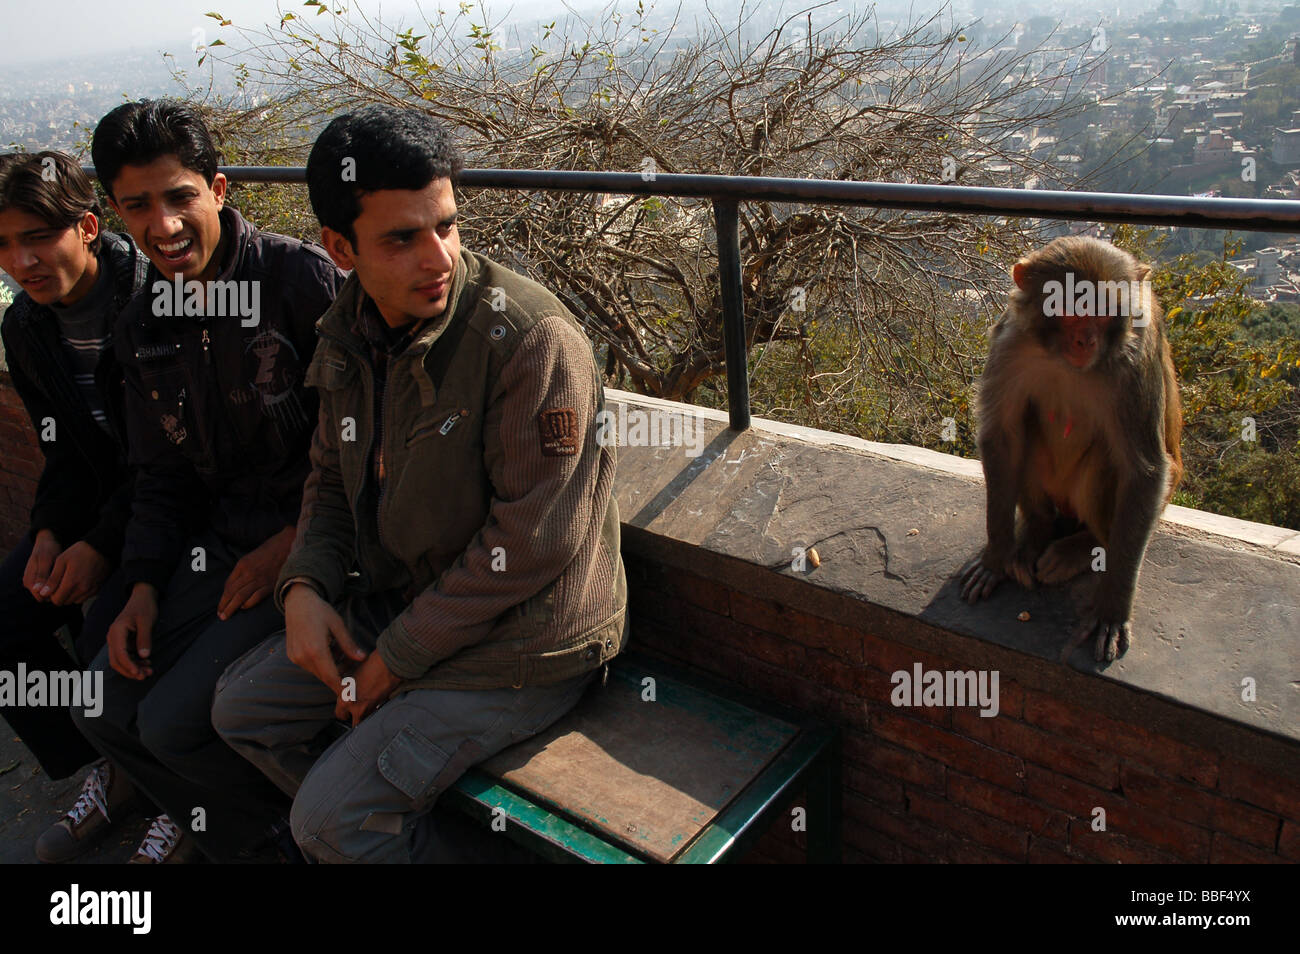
478, 661, 799, 862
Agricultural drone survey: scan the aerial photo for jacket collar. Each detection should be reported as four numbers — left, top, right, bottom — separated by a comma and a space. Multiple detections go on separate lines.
318, 246, 478, 359
213, 205, 254, 281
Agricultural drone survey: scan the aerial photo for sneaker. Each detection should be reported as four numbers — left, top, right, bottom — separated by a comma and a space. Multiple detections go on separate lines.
266, 817, 306, 864
234, 817, 307, 864
128, 814, 201, 864
35, 759, 136, 863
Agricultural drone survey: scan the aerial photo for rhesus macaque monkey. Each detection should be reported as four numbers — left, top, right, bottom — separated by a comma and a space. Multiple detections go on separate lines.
961, 236, 1183, 662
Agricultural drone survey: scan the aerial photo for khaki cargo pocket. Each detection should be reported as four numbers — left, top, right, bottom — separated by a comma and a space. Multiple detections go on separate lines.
377, 726, 451, 810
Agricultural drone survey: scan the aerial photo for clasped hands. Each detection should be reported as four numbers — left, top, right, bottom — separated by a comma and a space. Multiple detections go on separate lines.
284, 583, 402, 726
23, 529, 111, 607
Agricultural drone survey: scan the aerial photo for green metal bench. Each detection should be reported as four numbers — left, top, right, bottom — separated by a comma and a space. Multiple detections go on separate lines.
443, 651, 842, 863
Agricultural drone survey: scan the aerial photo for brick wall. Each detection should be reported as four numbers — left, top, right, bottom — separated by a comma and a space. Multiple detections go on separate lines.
0, 372, 39, 552
625, 550, 1300, 864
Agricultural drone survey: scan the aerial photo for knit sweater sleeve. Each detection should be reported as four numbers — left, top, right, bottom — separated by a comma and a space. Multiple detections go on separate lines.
375, 314, 602, 680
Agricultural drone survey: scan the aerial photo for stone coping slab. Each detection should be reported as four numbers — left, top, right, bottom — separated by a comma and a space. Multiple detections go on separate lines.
605, 389, 1300, 768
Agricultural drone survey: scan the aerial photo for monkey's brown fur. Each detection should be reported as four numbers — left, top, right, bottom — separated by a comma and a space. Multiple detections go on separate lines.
961, 236, 1183, 662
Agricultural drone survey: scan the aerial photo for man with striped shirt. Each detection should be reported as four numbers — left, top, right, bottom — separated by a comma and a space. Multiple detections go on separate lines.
55, 309, 113, 430
0, 151, 146, 861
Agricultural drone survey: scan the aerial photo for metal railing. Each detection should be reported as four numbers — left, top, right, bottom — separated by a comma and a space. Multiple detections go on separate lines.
102, 165, 1300, 432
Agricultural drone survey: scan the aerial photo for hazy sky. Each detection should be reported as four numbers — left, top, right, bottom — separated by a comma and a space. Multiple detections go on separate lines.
0, 0, 576, 66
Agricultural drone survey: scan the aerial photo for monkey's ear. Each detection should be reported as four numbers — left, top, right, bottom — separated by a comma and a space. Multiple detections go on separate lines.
1135, 263, 1152, 282
1011, 261, 1032, 291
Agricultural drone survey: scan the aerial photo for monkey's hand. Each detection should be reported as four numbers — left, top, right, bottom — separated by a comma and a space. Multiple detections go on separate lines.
960, 556, 1006, 603
1005, 551, 1039, 591
962, 547, 1039, 602
1083, 617, 1132, 663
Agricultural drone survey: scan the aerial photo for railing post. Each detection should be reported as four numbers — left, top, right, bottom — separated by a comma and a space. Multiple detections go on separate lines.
712, 198, 751, 432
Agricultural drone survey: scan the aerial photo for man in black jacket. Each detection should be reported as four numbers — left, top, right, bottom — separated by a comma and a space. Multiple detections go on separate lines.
68, 99, 344, 863
0, 151, 144, 860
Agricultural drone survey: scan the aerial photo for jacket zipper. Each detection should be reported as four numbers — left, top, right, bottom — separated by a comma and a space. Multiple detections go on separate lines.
27, 311, 103, 506
196, 320, 257, 471
99, 242, 146, 451
375, 367, 389, 554
95, 344, 127, 455
198, 326, 217, 459
160, 322, 222, 473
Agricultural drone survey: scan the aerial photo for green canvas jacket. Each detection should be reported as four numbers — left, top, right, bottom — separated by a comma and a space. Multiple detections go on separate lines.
275, 248, 627, 691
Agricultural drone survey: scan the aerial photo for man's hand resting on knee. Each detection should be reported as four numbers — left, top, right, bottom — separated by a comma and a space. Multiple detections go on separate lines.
23, 529, 62, 601
218, 525, 298, 620
283, 582, 368, 697
107, 582, 159, 680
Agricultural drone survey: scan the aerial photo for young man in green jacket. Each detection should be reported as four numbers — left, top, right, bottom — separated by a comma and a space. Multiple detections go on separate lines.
213, 105, 626, 862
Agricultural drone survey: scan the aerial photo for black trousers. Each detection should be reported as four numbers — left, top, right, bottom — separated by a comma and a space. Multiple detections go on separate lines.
72, 527, 293, 862
0, 533, 129, 779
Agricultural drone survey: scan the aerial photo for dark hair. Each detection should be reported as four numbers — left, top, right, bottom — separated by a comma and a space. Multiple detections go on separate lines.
306, 105, 464, 244
91, 99, 219, 200
0, 151, 102, 253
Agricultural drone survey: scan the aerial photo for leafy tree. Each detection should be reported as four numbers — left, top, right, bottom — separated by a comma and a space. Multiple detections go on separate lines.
1114, 226, 1300, 529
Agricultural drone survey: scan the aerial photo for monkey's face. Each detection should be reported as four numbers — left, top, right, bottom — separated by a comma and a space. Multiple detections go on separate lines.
1010, 237, 1146, 373
1059, 310, 1113, 369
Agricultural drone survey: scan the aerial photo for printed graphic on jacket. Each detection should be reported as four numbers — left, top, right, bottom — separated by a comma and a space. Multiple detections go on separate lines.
247, 328, 308, 439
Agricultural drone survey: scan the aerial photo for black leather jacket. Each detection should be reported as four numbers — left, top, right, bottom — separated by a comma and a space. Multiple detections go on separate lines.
0, 231, 147, 560
114, 206, 344, 592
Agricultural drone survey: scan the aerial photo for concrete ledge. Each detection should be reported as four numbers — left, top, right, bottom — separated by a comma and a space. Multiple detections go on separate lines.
606, 389, 1300, 773
608, 389, 1300, 557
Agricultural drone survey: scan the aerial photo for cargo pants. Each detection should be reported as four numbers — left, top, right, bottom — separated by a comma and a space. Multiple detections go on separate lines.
212, 587, 594, 863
